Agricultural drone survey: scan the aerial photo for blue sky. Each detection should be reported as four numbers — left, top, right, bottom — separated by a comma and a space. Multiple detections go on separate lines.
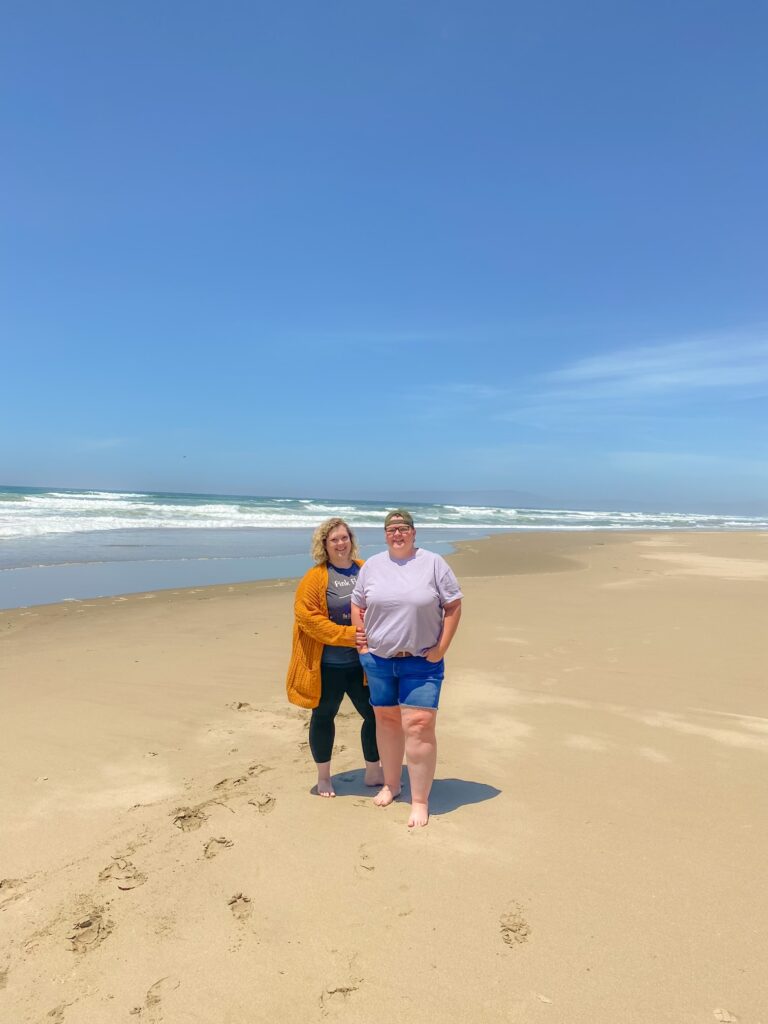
2, 1, 767, 512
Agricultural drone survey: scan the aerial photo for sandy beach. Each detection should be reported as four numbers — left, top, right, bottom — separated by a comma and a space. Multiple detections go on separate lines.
1, 530, 767, 1023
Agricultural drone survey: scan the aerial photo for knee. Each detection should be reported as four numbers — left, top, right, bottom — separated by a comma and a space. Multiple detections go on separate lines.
403, 711, 436, 740
375, 707, 401, 728
310, 707, 335, 727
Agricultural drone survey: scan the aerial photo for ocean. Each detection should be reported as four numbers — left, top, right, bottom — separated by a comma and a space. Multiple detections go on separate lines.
1, 485, 765, 610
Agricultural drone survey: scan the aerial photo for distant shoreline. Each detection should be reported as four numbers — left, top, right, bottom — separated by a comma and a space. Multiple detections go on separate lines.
2, 484, 767, 610
2, 527, 766, 614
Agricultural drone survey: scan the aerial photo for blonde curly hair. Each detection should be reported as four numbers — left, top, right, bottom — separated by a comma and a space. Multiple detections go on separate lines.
310, 517, 360, 565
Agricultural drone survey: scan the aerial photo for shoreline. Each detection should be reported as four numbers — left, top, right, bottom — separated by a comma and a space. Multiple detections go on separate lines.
3, 527, 765, 619
3, 519, 768, 612
0, 524, 493, 611
2, 528, 767, 1022
0, 527, 586, 620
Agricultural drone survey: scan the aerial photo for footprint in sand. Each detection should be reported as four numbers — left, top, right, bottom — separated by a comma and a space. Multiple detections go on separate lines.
130, 976, 181, 1023
171, 806, 208, 832
248, 793, 276, 814
67, 907, 114, 953
213, 775, 249, 792
247, 762, 272, 778
228, 701, 254, 711
499, 903, 530, 947
144, 976, 181, 1023
319, 984, 360, 1016
203, 837, 234, 859
0, 877, 26, 906
355, 844, 374, 876
99, 858, 147, 891
228, 893, 253, 921
45, 1003, 75, 1023
0, 967, 7, 991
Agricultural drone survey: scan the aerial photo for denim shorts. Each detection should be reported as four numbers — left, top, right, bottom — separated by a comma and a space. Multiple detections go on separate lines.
360, 652, 444, 710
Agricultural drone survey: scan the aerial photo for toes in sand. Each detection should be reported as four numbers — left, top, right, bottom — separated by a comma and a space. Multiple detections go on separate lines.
407, 800, 429, 828
373, 785, 400, 807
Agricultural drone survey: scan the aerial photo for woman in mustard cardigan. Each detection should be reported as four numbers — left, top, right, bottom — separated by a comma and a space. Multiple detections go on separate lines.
286, 517, 382, 797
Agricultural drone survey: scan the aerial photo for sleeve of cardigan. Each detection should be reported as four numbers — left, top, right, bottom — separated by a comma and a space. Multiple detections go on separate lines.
294, 571, 357, 647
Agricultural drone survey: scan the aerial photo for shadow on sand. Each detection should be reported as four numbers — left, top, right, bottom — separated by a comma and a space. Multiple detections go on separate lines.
316, 769, 501, 815
428, 777, 501, 815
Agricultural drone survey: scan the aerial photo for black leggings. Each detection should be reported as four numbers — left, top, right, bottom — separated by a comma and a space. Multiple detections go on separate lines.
309, 662, 379, 764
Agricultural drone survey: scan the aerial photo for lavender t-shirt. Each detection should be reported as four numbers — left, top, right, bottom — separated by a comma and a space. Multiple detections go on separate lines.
351, 548, 463, 658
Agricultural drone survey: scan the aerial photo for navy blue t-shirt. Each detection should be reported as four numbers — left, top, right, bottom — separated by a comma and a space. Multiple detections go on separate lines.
322, 563, 361, 667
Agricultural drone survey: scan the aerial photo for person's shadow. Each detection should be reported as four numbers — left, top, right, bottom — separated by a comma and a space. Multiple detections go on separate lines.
428, 777, 501, 814
322, 769, 500, 815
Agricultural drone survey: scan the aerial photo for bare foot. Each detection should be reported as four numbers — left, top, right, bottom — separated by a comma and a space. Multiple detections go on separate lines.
408, 800, 429, 827
373, 784, 400, 807
364, 766, 385, 787
317, 778, 336, 798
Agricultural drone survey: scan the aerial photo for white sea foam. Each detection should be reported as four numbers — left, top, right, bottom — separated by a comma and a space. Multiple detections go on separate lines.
0, 487, 766, 540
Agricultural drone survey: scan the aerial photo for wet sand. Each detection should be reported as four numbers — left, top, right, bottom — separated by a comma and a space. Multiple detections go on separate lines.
1, 531, 767, 1023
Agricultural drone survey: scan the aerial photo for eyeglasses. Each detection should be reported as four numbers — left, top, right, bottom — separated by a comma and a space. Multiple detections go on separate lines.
385, 526, 412, 535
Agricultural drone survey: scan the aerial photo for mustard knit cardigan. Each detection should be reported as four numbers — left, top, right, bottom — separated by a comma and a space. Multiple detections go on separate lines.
285, 560, 364, 709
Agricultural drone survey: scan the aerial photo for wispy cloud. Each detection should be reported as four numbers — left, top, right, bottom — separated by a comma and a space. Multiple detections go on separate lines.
416, 326, 768, 433
545, 331, 768, 399
609, 450, 768, 477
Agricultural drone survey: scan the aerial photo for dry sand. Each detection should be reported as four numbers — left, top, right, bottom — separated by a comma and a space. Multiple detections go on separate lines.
1, 531, 767, 1023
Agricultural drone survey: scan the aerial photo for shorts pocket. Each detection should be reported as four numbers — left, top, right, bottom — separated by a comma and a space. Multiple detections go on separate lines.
414, 656, 444, 673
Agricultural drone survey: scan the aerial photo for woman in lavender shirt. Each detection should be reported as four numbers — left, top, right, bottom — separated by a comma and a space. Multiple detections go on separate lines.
351, 509, 462, 827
